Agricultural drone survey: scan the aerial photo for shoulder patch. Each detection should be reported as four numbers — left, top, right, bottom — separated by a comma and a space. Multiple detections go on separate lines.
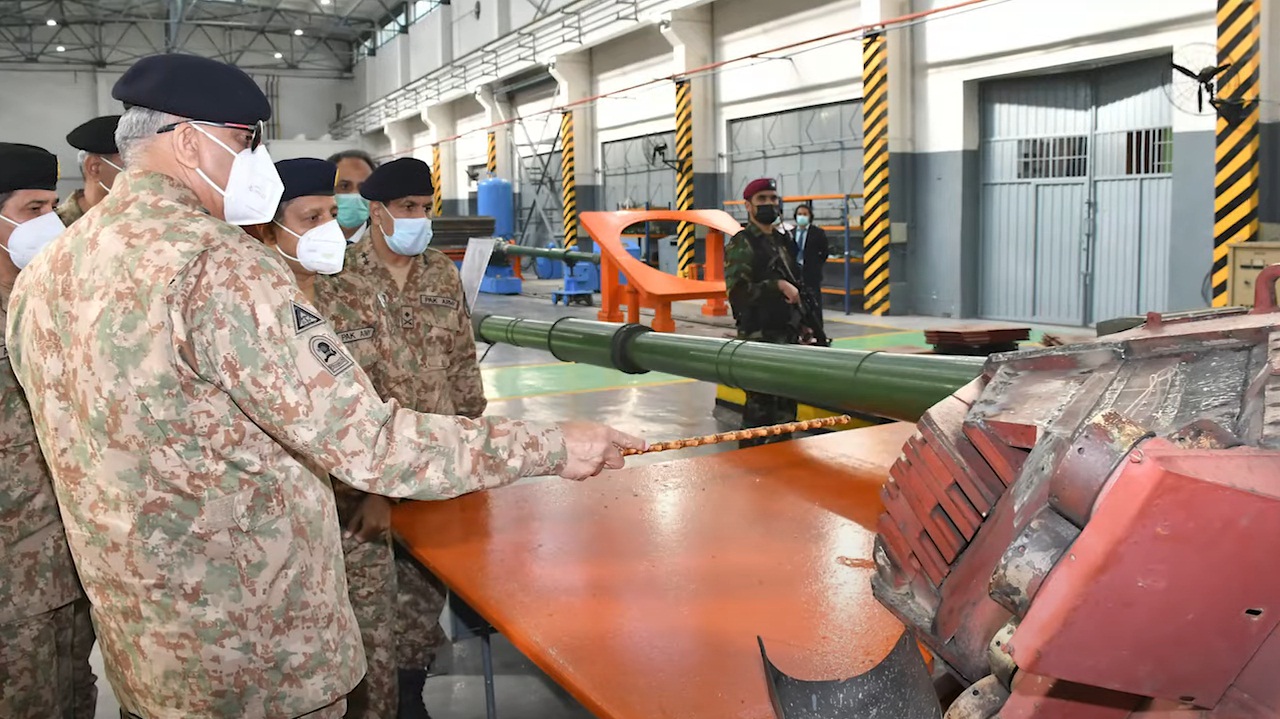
309, 335, 354, 376
338, 327, 376, 344
292, 302, 325, 335
420, 295, 459, 310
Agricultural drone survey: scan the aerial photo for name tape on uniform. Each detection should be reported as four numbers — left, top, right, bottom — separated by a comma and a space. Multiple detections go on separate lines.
339, 327, 375, 344
419, 295, 459, 310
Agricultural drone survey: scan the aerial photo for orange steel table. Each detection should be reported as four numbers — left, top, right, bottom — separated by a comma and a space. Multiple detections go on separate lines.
392, 422, 916, 719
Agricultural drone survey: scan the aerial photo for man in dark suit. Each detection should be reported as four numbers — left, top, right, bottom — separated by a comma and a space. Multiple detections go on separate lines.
789, 203, 830, 334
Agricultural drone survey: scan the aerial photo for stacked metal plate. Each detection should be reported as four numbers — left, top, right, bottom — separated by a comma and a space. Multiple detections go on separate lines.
428, 217, 499, 261
923, 325, 1030, 356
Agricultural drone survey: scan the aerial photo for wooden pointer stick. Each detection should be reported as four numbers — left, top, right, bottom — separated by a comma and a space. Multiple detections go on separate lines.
622, 415, 853, 455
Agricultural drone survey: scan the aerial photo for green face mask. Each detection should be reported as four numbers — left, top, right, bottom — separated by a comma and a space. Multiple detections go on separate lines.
335, 193, 370, 229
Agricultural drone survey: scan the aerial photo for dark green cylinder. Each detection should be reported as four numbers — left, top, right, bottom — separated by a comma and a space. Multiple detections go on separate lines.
629, 334, 983, 423
473, 314, 986, 422
496, 244, 601, 265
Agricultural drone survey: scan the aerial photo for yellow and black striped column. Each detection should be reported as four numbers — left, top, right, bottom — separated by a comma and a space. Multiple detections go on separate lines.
1212, 0, 1261, 307
861, 33, 891, 316
487, 131, 498, 176
675, 78, 695, 279
431, 144, 443, 217
560, 111, 579, 250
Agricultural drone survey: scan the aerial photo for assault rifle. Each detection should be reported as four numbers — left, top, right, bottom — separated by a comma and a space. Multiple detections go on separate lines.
769, 246, 830, 347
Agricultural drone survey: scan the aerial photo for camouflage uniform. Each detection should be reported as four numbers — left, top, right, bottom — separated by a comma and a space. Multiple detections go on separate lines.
725, 222, 803, 448
312, 275, 399, 719
0, 286, 97, 719
6, 168, 568, 719
330, 243, 487, 418
320, 244, 485, 695
55, 191, 86, 227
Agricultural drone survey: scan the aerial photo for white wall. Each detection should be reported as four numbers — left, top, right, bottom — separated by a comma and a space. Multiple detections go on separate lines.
409, 7, 454, 80
713, 0, 863, 123
509, 0, 574, 30
366, 35, 410, 104
267, 139, 373, 161
0, 69, 119, 193
452, 0, 504, 59
592, 26, 674, 144
272, 76, 360, 139
0, 66, 356, 196
909, 0, 1216, 153
454, 96, 490, 198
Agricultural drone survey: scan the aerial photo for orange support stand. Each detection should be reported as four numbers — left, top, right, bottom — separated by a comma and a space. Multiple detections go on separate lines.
584, 210, 738, 332
391, 423, 915, 719
701, 229, 728, 317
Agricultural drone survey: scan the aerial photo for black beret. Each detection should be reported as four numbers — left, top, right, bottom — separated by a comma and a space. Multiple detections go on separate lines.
112, 54, 271, 126
0, 143, 59, 194
359, 157, 434, 203
67, 115, 121, 155
276, 158, 338, 203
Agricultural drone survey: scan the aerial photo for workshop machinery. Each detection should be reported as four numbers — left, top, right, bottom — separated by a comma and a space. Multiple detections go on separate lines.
476, 266, 1280, 716
490, 242, 602, 304
845, 274, 1280, 718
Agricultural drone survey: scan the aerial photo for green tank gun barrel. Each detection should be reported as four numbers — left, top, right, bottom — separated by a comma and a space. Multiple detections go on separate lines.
473, 315, 985, 422
495, 244, 601, 265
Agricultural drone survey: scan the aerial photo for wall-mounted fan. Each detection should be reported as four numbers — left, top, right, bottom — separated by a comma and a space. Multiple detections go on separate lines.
646, 139, 678, 170
1166, 43, 1231, 116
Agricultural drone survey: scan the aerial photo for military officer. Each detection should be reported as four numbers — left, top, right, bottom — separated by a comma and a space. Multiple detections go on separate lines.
0, 142, 97, 719
6, 53, 642, 719
724, 178, 806, 448
316, 157, 478, 719
243, 157, 401, 719
57, 115, 124, 226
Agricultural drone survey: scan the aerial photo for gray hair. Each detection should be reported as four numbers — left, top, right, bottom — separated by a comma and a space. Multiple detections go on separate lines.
115, 107, 184, 166
77, 149, 89, 172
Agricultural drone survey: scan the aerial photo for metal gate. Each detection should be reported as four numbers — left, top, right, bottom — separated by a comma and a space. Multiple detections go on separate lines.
601, 132, 676, 210
978, 56, 1173, 325
726, 100, 864, 200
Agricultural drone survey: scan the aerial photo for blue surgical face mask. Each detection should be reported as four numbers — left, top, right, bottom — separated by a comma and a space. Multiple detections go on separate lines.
335, 193, 370, 229
796, 214, 811, 228
378, 212, 432, 256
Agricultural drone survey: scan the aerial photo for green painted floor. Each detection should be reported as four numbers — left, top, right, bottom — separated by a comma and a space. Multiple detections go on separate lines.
481, 361, 693, 402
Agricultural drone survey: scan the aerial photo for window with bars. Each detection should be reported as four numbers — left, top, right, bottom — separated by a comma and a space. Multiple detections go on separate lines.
1016, 136, 1088, 179
1125, 127, 1172, 175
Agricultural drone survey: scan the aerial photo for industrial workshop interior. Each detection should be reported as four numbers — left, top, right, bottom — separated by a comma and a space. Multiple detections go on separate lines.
4, 0, 1280, 717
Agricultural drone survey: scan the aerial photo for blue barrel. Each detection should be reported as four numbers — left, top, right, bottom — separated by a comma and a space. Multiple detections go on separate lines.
477, 176, 515, 239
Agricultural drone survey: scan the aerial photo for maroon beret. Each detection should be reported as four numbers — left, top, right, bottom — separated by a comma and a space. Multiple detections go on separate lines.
742, 177, 776, 201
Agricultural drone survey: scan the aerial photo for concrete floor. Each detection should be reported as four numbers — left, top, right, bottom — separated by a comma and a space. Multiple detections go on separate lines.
89, 290, 1090, 718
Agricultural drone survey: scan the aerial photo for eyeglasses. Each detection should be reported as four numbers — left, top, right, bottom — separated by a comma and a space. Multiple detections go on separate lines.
156, 119, 264, 152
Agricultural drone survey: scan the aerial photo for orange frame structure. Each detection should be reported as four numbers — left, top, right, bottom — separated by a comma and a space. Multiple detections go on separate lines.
581, 209, 741, 332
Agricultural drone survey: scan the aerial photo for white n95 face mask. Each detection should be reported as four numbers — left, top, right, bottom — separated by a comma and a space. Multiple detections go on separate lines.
99, 157, 125, 194
193, 125, 284, 226
0, 211, 64, 269
275, 219, 347, 275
